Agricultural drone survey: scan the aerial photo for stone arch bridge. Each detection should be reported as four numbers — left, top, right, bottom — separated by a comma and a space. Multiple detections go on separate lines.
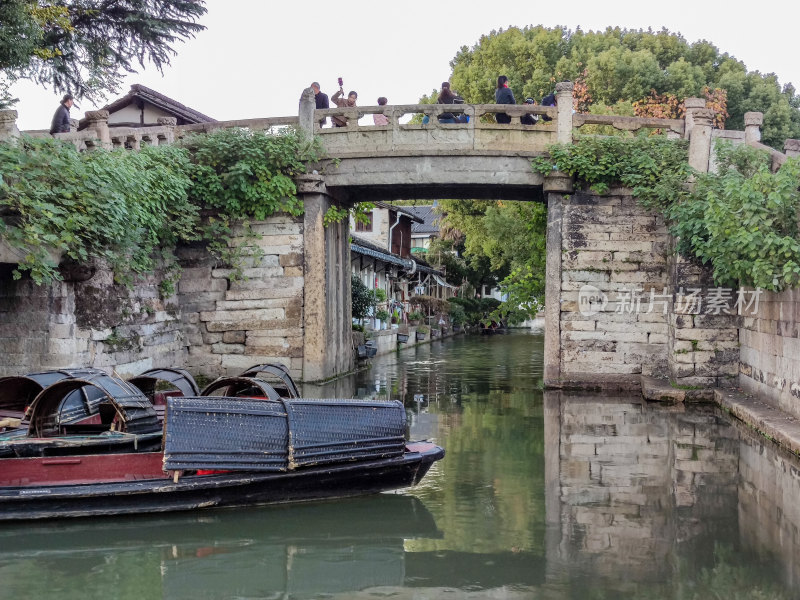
1, 83, 798, 391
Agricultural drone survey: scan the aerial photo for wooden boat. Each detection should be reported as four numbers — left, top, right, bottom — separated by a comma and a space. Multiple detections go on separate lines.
0, 440, 443, 521
0, 367, 108, 434
0, 368, 444, 521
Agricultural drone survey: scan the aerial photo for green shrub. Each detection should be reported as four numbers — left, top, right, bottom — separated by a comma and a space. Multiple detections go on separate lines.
351, 275, 373, 320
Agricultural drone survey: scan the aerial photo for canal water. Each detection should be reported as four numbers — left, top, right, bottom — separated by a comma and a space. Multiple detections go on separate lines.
2, 331, 800, 599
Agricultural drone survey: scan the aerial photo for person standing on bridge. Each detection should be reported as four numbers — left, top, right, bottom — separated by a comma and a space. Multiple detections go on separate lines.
49, 94, 74, 134
540, 93, 556, 122
495, 75, 515, 124
374, 97, 389, 125
331, 87, 358, 127
311, 82, 329, 127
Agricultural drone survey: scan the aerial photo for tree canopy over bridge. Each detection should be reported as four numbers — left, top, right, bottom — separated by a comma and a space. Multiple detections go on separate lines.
421, 26, 799, 150
414, 26, 800, 323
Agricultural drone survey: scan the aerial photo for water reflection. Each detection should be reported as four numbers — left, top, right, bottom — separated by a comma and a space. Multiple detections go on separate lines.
3, 332, 800, 598
0, 496, 438, 600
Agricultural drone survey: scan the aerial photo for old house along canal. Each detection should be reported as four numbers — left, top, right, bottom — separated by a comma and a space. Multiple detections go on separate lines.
1, 331, 799, 598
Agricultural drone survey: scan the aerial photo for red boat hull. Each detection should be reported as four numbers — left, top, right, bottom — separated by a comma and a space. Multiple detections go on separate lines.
0, 442, 444, 521
0, 451, 166, 486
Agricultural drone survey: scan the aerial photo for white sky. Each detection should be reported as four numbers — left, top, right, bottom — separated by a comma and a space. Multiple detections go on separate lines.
10, 0, 799, 130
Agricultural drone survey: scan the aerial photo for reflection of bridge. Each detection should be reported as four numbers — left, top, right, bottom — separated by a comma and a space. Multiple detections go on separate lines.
1, 83, 798, 387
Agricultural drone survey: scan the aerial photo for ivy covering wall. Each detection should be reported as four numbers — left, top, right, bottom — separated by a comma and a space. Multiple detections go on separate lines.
0, 128, 323, 285
534, 136, 800, 291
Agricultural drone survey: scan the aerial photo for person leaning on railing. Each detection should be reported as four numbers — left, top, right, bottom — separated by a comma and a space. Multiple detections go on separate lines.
495, 75, 515, 124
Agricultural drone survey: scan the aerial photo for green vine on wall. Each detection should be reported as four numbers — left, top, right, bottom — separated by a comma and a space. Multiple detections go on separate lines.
533, 136, 800, 291
0, 127, 325, 285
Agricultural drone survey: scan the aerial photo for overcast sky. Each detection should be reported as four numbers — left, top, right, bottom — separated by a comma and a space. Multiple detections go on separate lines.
10, 0, 799, 130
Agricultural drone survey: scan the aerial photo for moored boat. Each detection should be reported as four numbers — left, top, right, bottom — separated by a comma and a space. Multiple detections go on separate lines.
0, 367, 445, 521
0, 440, 443, 521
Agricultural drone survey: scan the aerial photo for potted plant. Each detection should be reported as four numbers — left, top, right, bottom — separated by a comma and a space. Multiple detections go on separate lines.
375, 309, 390, 329
408, 310, 423, 326
416, 324, 429, 341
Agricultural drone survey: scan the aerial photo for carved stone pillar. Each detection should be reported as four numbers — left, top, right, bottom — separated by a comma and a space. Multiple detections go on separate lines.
785, 139, 800, 158
298, 87, 316, 137
687, 109, 714, 173
744, 112, 763, 145
683, 98, 706, 140
555, 81, 574, 144
84, 110, 112, 150
0, 109, 20, 141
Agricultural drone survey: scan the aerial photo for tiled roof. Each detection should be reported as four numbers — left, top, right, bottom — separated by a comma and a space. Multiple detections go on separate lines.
78, 84, 215, 129
406, 205, 441, 234
373, 202, 425, 224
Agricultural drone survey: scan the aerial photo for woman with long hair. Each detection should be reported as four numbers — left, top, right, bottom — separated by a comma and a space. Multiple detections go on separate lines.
495, 75, 515, 124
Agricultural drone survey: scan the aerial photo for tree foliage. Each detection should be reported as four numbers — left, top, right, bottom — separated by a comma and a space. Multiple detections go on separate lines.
0, 136, 195, 284
671, 144, 800, 290
0, 0, 206, 105
436, 200, 547, 322
444, 26, 800, 149
351, 274, 373, 320
181, 127, 323, 220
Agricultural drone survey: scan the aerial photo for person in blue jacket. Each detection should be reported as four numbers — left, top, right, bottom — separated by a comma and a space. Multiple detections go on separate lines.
495, 75, 515, 124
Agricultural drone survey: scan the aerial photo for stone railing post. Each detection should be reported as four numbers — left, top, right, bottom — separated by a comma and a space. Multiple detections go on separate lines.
298, 87, 315, 138
0, 109, 20, 141
687, 108, 713, 173
555, 81, 574, 144
156, 117, 177, 144
683, 98, 706, 140
785, 140, 800, 158
69, 118, 79, 133
84, 110, 112, 150
744, 112, 763, 145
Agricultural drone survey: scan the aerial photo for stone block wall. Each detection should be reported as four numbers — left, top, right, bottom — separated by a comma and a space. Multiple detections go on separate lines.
555, 189, 671, 388
0, 264, 183, 377
0, 206, 354, 384
178, 215, 306, 380
666, 254, 740, 388
546, 185, 744, 391
739, 289, 800, 418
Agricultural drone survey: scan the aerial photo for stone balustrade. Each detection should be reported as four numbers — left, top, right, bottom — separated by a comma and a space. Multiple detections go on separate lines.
573, 113, 685, 135
3, 91, 796, 174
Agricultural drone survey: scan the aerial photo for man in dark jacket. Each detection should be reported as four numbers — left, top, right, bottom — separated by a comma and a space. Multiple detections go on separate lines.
310, 82, 329, 127
49, 94, 74, 134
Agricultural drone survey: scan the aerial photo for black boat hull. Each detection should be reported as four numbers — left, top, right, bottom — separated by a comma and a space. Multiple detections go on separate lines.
0, 444, 443, 521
